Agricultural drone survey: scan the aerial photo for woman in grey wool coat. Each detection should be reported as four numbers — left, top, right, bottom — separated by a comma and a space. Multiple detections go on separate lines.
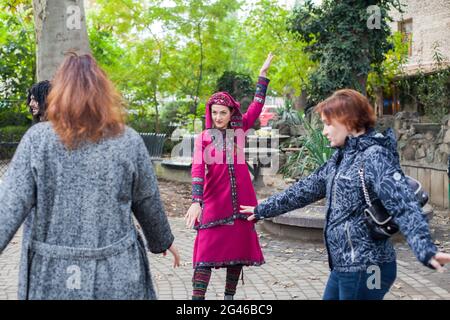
0, 52, 180, 300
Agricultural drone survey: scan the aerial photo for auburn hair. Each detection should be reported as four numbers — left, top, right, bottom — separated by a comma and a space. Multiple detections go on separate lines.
314, 89, 376, 132
47, 52, 125, 149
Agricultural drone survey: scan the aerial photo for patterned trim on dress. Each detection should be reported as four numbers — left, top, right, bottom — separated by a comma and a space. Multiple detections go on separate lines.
192, 177, 204, 183
194, 259, 265, 268
228, 164, 239, 214
194, 130, 242, 230
230, 115, 243, 128
254, 77, 269, 104
255, 84, 266, 96
254, 97, 264, 104
211, 130, 225, 150
219, 130, 239, 213
194, 213, 251, 230
192, 184, 203, 196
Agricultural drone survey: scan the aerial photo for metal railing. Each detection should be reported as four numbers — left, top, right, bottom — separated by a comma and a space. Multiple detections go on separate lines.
0, 132, 167, 181
0, 134, 20, 179
138, 132, 167, 159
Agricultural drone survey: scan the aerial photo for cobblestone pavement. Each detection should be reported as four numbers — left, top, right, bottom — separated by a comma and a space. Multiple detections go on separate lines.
1, 216, 449, 300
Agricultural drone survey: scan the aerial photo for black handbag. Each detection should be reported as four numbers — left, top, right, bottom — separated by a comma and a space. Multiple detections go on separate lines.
358, 164, 429, 240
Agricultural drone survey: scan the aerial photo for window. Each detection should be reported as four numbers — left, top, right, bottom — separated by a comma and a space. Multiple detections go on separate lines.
399, 19, 413, 57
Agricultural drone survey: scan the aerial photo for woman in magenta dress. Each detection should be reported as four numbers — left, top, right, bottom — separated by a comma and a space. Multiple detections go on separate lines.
185, 53, 274, 300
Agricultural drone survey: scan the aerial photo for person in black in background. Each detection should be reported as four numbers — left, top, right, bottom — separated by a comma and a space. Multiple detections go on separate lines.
26, 80, 51, 124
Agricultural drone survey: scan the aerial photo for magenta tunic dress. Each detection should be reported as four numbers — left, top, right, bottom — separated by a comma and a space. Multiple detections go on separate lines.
191, 77, 269, 268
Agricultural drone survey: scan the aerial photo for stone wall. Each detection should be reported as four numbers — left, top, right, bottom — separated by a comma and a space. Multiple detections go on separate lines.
395, 112, 449, 166
392, 112, 449, 209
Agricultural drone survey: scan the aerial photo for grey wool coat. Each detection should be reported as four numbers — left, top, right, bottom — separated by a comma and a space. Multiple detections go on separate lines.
0, 122, 174, 300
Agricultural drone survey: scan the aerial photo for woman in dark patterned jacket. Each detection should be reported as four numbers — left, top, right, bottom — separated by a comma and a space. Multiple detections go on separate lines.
241, 89, 450, 300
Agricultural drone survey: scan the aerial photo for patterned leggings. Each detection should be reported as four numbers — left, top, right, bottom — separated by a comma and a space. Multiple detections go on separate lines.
192, 265, 243, 300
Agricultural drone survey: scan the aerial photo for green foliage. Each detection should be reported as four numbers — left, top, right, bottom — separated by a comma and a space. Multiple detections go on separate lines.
126, 114, 156, 133
160, 100, 195, 132
216, 71, 254, 111
0, 125, 29, 140
0, 125, 29, 159
415, 44, 450, 122
367, 31, 409, 97
280, 115, 332, 179
0, 0, 35, 110
241, 0, 314, 97
87, 0, 242, 132
397, 43, 450, 122
300, 116, 333, 167
274, 99, 302, 126
84, 0, 315, 133
289, 0, 403, 108
0, 108, 31, 127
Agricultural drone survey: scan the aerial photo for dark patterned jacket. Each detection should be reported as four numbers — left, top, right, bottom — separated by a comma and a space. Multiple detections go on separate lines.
254, 128, 437, 272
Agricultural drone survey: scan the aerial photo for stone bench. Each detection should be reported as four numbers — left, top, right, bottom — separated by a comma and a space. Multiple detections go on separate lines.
161, 158, 192, 169
152, 158, 192, 183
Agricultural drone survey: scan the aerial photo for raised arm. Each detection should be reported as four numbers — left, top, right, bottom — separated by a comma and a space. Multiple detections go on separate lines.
243, 53, 274, 130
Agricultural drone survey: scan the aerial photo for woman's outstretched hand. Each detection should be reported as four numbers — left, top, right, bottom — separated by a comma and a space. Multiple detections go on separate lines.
259, 52, 275, 78
240, 205, 256, 221
163, 244, 181, 268
429, 252, 450, 273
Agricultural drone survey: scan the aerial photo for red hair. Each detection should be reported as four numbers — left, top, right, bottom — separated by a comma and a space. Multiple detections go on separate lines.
314, 89, 376, 132
47, 52, 125, 149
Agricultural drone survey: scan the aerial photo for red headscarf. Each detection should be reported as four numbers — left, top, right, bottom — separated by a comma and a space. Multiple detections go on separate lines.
205, 92, 243, 129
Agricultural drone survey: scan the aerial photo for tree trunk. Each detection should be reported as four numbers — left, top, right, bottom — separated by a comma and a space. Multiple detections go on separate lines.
152, 92, 160, 133
294, 89, 307, 112
374, 86, 384, 117
32, 0, 91, 81
191, 21, 204, 132
357, 74, 368, 96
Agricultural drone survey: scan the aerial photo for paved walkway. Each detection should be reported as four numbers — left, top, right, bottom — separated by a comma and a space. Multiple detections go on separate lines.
1, 216, 449, 300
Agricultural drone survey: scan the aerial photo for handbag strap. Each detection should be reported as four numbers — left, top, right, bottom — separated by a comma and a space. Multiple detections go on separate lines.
358, 163, 372, 207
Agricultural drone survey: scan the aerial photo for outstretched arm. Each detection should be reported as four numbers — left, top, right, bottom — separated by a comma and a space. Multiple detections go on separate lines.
364, 146, 450, 270
241, 161, 329, 220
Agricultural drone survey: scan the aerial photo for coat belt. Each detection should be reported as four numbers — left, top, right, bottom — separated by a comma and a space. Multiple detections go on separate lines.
30, 230, 138, 260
